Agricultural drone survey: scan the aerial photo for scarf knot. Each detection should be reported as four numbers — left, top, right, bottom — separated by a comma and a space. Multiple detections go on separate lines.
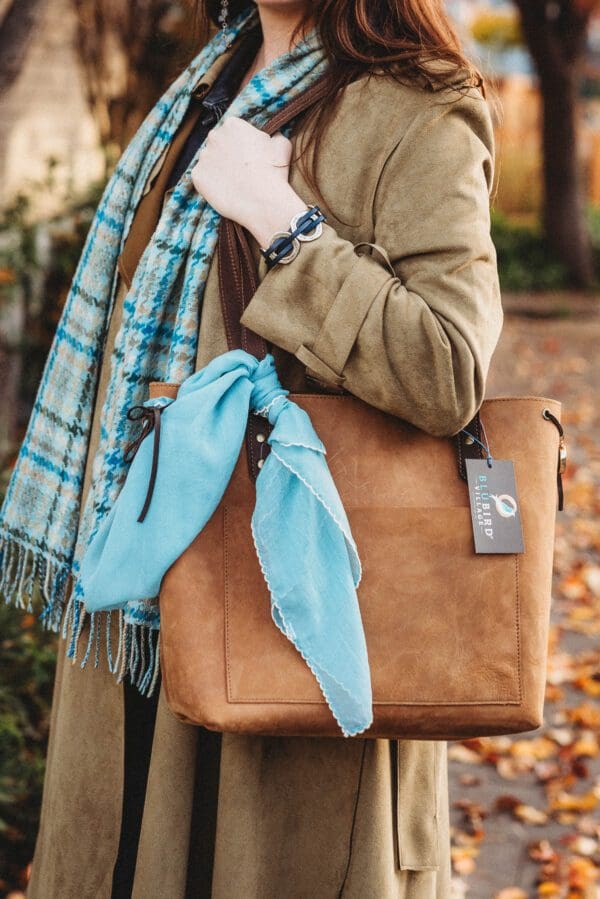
249, 355, 288, 415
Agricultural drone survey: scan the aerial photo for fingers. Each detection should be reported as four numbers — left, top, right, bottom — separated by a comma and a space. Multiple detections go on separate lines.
216, 116, 264, 137
203, 119, 291, 172
193, 119, 292, 199
269, 132, 293, 166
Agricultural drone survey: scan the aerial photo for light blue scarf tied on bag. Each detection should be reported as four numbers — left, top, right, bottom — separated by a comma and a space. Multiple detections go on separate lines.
81, 351, 372, 737
0, 6, 373, 735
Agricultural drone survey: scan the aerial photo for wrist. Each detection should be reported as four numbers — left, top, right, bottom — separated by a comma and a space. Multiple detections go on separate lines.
245, 187, 308, 248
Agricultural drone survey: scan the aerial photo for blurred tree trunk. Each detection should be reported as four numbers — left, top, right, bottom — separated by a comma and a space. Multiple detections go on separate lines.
0, 0, 44, 94
72, 0, 198, 153
514, 0, 596, 287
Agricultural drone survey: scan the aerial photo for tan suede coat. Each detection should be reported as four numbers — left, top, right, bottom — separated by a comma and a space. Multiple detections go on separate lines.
27, 49, 502, 899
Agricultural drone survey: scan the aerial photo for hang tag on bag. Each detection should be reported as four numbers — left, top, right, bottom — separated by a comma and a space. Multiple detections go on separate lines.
465, 459, 525, 554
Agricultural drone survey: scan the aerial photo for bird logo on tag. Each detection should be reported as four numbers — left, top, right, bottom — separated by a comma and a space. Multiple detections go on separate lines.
490, 493, 518, 519
465, 459, 524, 554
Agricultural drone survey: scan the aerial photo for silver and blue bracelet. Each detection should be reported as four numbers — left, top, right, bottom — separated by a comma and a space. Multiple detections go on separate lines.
260, 205, 326, 269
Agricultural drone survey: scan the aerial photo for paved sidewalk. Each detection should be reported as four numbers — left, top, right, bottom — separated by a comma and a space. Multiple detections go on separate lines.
449, 294, 600, 898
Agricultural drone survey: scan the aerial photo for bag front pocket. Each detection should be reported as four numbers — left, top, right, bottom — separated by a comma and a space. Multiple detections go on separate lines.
224, 504, 521, 708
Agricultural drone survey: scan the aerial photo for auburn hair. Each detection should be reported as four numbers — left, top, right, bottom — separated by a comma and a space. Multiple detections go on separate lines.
194, 1, 483, 196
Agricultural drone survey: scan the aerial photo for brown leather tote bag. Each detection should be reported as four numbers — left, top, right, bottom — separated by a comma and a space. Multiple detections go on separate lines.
156, 85, 566, 740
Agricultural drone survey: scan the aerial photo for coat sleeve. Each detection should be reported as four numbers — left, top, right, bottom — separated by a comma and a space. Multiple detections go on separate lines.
239, 88, 503, 437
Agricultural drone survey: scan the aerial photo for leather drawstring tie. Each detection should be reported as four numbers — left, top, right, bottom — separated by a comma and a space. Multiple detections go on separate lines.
124, 402, 172, 522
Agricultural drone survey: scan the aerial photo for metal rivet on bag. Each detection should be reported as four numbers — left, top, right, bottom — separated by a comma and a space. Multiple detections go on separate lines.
256, 433, 266, 443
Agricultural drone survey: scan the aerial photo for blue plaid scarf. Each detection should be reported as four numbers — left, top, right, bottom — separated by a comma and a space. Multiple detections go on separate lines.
0, 9, 327, 694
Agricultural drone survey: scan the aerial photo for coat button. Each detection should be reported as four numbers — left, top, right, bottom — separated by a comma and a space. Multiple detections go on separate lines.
257, 459, 264, 469
256, 433, 266, 443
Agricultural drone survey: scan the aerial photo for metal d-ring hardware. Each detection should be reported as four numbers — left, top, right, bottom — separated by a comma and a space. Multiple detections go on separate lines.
542, 407, 567, 511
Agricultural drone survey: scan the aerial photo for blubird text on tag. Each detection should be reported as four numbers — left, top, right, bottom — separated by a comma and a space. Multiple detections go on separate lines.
465, 459, 525, 554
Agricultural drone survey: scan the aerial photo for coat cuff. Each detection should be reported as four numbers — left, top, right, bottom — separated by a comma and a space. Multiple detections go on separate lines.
240, 224, 390, 387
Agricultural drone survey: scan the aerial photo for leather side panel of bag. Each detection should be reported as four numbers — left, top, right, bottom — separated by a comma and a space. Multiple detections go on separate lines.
156, 391, 560, 740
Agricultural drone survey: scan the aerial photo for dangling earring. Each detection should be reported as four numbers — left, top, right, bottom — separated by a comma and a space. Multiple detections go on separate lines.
218, 0, 231, 46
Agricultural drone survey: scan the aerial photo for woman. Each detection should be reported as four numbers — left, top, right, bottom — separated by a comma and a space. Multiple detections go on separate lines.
1, 1, 502, 896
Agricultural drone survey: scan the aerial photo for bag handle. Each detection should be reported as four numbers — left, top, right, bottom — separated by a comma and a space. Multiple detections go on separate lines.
217, 76, 329, 480
215, 75, 485, 482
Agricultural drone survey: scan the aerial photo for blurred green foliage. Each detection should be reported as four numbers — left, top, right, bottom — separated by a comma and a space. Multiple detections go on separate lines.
0, 402, 56, 894
491, 209, 570, 290
470, 10, 523, 48
0, 602, 56, 894
491, 207, 600, 291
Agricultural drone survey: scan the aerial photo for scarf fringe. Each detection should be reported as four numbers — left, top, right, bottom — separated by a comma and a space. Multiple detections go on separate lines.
0, 533, 161, 698
0, 532, 70, 630
61, 593, 161, 697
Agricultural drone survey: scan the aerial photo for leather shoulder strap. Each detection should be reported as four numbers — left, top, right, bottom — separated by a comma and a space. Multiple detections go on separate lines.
216, 75, 330, 482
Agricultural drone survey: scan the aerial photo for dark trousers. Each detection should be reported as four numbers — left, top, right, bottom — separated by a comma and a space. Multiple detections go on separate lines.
110, 675, 222, 899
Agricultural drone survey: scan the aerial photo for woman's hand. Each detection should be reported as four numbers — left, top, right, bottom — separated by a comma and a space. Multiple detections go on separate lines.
191, 117, 307, 248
